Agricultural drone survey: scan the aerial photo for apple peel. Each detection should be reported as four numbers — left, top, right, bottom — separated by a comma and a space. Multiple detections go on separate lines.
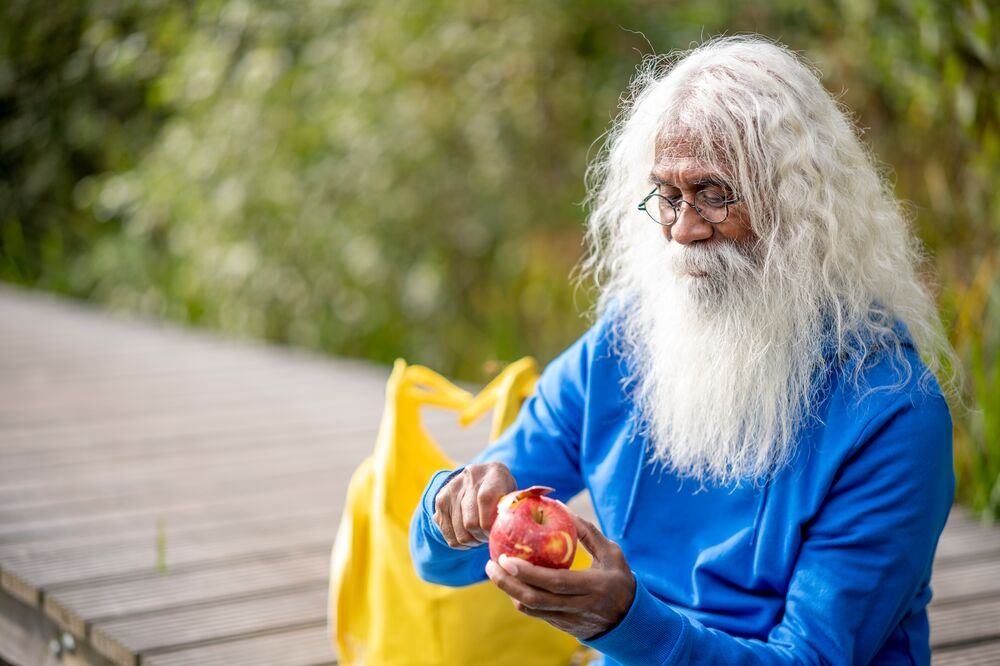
489, 486, 578, 569
496, 485, 556, 512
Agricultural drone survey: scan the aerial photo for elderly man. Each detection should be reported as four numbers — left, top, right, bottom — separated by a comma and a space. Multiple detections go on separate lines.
410, 36, 954, 665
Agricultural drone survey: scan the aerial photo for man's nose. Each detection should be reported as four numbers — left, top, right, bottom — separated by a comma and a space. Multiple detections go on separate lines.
665, 201, 713, 245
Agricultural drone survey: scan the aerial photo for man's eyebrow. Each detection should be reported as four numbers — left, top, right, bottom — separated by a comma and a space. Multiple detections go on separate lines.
649, 173, 727, 187
692, 177, 728, 187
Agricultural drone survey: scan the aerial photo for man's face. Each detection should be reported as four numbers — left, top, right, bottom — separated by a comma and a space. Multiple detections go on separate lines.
649, 137, 756, 250
646, 136, 761, 304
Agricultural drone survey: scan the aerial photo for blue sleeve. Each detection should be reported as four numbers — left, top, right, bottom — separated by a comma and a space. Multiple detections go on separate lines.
409, 323, 596, 587
584, 393, 954, 666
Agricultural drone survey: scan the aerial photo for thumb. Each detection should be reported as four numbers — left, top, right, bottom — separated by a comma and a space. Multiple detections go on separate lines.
571, 513, 612, 566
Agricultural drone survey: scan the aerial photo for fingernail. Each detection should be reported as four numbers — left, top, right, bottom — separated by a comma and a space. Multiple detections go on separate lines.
485, 560, 495, 577
498, 554, 516, 574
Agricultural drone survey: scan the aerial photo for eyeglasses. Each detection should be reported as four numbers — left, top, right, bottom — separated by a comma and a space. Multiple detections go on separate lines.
638, 187, 742, 226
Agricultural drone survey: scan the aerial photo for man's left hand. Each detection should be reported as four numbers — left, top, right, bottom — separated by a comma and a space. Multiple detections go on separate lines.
484, 513, 636, 641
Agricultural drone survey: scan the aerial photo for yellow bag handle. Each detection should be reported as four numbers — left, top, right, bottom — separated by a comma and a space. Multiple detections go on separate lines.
458, 357, 540, 441
392, 358, 540, 433
398, 361, 477, 411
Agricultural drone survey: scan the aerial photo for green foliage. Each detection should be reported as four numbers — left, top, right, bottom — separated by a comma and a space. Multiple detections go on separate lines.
1, 1, 998, 513
0, 0, 183, 292
946, 253, 1000, 519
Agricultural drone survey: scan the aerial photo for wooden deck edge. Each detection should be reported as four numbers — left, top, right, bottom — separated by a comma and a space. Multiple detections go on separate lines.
1, 569, 40, 608
44, 593, 88, 639
90, 627, 138, 666
1, 589, 116, 666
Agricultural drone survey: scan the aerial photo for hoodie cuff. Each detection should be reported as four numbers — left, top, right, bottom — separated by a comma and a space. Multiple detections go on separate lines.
420, 467, 465, 544
583, 575, 686, 666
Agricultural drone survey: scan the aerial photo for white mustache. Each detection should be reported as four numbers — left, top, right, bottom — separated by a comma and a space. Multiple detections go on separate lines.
666, 240, 757, 275
661, 241, 764, 306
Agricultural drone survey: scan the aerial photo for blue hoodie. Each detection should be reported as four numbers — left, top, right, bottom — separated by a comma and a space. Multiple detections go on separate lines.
410, 314, 953, 665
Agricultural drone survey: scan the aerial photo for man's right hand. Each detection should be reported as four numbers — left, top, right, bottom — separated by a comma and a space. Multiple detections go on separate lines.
432, 462, 516, 549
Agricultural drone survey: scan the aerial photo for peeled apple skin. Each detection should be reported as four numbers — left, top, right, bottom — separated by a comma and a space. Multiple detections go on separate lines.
488, 486, 578, 569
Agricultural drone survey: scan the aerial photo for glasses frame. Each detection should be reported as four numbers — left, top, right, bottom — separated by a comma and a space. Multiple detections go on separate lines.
638, 187, 742, 226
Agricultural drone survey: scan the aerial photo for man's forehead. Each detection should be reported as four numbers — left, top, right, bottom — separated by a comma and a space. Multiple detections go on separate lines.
655, 132, 701, 159
653, 132, 730, 180
652, 147, 714, 181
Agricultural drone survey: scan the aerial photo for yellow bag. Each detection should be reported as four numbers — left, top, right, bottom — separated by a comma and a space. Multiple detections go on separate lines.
329, 357, 592, 665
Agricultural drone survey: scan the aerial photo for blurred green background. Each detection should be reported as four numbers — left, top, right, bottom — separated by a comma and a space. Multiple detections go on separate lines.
1, 0, 997, 516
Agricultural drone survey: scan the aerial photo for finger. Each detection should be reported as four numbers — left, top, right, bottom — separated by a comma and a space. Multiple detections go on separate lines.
510, 607, 578, 626
485, 559, 585, 613
450, 490, 480, 547
434, 509, 458, 547
460, 484, 489, 542
433, 484, 461, 545
476, 476, 508, 534
450, 517, 477, 548
438, 512, 474, 550
479, 586, 586, 633
497, 554, 591, 595
572, 514, 611, 566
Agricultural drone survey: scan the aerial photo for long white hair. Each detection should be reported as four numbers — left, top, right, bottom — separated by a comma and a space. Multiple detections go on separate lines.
579, 36, 954, 483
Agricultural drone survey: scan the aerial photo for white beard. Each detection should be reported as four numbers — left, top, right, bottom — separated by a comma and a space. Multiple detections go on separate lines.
613, 231, 826, 485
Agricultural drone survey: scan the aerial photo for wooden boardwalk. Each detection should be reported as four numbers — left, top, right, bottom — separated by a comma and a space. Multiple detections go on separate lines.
1, 284, 999, 665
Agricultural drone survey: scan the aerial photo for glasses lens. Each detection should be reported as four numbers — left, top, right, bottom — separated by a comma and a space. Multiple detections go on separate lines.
642, 191, 733, 225
695, 190, 729, 223
655, 196, 678, 225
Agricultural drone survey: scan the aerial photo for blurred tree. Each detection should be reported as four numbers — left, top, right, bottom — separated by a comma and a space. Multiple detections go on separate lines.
0, 0, 189, 293
1, 0, 997, 511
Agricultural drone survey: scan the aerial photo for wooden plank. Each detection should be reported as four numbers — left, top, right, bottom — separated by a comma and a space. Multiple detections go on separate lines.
0, 460, 355, 528
1, 339, 382, 376
0, 356, 381, 403
2, 519, 336, 594
0, 372, 385, 433
935, 536, 1000, 565
0, 340, 380, 378
0, 393, 382, 452
140, 624, 335, 666
0, 377, 465, 456
0, 424, 481, 515
0, 434, 356, 494
929, 597, 1000, 649
0, 480, 341, 545
0, 415, 371, 472
0, 348, 265, 389
0, 436, 360, 509
934, 526, 1000, 565
91, 588, 329, 666
0, 420, 360, 476
0, 503, 333, 560
44, 549, 330, 638
934, 638, 1000, 665
0, 412, 477, 494
931, 559, 1000, 605
0, 347, 379, 391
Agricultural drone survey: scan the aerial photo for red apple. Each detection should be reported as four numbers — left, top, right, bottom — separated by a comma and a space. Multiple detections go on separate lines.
489, 486, 578, 569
